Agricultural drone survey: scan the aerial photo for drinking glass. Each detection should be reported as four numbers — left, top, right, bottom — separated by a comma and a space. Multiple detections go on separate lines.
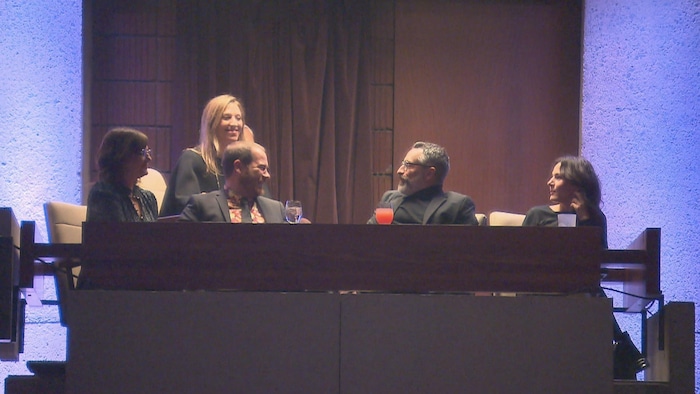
285, 200, 303, 224
375, 202, 394, 225
557, 213, 577, 227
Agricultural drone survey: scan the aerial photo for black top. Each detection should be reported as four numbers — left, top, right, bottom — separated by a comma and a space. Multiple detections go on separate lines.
87, 181, 158, 222
522, 205, 608, 248
393, 185, 445, 224
367, 185, 477, 225
159, 149, 223, 217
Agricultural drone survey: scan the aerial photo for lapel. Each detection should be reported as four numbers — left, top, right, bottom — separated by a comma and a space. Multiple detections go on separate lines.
422, 191, 448, 224
388, 192, 405, 207
256, 197, 267, 220
256, 197, 284, 223
215, 191, 231, 222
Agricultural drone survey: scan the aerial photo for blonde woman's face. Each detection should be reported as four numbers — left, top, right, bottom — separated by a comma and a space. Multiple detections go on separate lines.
215, 102, 244, 149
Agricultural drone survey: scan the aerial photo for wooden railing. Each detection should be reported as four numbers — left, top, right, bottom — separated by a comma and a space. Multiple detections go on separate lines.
17, 222, 661, 311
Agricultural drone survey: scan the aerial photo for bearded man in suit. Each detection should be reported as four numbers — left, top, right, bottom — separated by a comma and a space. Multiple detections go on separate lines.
179, 141, 285, 223
368, 141, 478, 225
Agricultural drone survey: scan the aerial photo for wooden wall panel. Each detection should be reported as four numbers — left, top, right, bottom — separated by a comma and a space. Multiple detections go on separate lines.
157, 37, 175, 81
105, 82, 157, 125
157, 0, 177, 36
93, 1, 158, 35
93, 37, 158, 80
90, 0, 175, 181
372, 131, 393, 175
155, 82, 172, 126
370, 0, 395, 206
139, 127, 171, 171
394, 0, 581, 215
372, 86, 394, 133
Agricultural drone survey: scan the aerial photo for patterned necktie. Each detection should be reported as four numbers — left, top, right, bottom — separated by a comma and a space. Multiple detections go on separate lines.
240, 198, 252, 223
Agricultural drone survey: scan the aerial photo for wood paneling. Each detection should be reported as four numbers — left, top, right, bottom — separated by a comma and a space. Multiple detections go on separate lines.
394, 0, 581, 215
370, 0, 395, 206
90, 0, 175, 181
80, 223, 603, 293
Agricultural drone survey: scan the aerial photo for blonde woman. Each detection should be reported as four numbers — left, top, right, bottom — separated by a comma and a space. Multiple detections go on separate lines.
160, 94, 255, 217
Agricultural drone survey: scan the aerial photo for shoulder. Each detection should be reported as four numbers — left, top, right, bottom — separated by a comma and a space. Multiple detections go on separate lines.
256, 196, 285, 223
89, 181, 109, 191
523, 205, 556, 226
88, 181, 104, 194
444, 191, 476, 209
191, 190, 224, 202
381, 190, 402, 201
134, 186, 156, 200
175, 148, 205, 166
88, 181, 118, 197
444, 191, 471, 202
525, 205, 553, 216
257, 195, 283, 207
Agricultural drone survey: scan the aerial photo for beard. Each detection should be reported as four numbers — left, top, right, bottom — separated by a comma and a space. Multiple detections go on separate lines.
397, 178, 412, 195
240, 170, 264, 197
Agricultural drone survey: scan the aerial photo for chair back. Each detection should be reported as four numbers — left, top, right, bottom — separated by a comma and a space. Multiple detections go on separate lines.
44, 201, 86, 326
45, 201, 86, 243
488, 211, 526, 226
139, 168, 168, 214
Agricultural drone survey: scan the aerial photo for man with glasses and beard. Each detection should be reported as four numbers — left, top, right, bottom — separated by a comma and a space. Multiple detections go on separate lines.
179, 141, 285, 223
368, 141, 478, 225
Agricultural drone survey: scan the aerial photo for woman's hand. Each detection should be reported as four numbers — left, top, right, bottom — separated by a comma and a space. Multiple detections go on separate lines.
570, 191, 590, 221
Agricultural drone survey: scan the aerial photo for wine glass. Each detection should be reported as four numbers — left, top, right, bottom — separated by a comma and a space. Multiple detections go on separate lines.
375, 202, 393, 225
285, 200, 303, 224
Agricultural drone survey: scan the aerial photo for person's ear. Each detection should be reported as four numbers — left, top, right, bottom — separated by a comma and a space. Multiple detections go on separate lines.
424, 166, 437, 180
233, 159, 244, 173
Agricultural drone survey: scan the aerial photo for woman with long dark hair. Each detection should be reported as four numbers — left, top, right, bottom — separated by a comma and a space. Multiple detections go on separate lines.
524, 155, 647, 379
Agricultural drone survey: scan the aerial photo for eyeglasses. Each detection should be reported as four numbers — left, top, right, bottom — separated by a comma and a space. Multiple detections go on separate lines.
140, 148, 152, 158
400, 160, 432, 169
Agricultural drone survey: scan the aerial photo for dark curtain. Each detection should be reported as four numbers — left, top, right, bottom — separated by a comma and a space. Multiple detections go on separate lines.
174, 0, 372, 223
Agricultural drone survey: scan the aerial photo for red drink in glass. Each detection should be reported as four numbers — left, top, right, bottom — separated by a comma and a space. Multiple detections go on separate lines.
375, 207, 394, 224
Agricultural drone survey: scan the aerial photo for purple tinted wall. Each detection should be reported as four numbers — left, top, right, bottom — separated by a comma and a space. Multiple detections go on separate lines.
582, 1, 699, 388
0, 0, 82, 389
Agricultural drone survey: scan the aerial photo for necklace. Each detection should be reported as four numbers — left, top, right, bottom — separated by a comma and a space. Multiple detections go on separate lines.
129, 192, 144, 219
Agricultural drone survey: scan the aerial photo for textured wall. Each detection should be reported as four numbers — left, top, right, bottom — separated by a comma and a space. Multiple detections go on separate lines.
0, 0, 81, 389
582, 0, 699, 388
0, 0, 83, 241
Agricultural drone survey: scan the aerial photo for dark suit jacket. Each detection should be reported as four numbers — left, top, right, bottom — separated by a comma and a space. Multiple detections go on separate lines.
368, 189, 478, 225
178, 190, 285, 223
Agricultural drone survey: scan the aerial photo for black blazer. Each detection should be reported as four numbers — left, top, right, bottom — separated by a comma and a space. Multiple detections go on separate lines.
368, 189, 478, 225
178, 190, 285, 223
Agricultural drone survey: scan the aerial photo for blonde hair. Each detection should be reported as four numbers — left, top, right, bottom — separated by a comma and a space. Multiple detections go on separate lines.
198, 94, 246, 175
